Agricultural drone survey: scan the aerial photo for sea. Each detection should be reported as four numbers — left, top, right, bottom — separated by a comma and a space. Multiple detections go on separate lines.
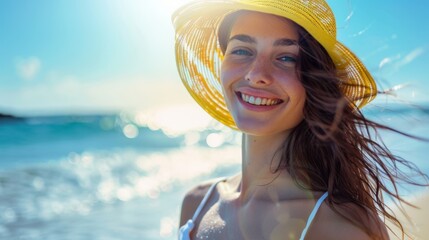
0, 104, 428, 240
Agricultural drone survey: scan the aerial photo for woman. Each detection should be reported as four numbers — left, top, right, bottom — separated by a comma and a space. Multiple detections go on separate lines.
172, 0, 427, 239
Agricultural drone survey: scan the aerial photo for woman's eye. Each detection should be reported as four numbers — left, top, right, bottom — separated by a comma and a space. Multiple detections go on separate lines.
278, 56, 297, 63
231, 49, 252, 56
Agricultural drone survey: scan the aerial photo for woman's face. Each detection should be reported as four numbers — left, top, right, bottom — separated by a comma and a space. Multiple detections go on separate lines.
221, 11, 306, 136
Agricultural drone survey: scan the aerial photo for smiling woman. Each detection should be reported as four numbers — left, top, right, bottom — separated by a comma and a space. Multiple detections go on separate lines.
220, 11, 306, 136
172, 0, 428, 240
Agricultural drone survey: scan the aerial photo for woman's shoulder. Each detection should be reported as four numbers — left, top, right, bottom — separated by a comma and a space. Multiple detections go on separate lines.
307, 201, 389, 240
179, 177, 226, 226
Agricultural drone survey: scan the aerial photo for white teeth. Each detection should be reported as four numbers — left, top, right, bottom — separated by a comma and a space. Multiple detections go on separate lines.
240, 93, 281, 106
249, 96, 255, 104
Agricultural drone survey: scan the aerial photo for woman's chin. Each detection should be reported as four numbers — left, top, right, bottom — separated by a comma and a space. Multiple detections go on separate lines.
233, 115, 303, 137
235, 121, 284, 137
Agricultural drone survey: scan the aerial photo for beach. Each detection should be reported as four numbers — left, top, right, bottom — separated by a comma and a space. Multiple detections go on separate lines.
389, 191, 429, 240
0, 108, 427, 239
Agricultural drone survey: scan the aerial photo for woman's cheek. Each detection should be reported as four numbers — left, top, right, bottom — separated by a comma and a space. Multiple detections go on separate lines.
220, 61, 235, 88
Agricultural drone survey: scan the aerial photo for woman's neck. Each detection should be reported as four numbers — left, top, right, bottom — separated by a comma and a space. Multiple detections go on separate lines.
241, 133, 284, 183
237, 132, 307, 203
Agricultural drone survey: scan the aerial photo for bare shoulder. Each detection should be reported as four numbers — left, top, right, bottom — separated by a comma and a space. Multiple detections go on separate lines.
179, 178, 223, 226
306, 201, 389, 240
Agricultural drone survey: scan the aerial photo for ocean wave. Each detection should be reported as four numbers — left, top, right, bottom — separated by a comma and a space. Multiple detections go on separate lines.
0, 146, 241, 239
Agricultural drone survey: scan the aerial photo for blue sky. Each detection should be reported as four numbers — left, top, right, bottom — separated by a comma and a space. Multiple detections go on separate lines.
0, 0, 428, 116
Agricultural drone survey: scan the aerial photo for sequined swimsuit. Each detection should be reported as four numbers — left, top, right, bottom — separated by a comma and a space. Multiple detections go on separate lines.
179, 178, 328, 240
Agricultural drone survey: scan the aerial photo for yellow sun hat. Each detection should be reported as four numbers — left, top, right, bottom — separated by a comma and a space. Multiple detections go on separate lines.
172, 0, 377, 129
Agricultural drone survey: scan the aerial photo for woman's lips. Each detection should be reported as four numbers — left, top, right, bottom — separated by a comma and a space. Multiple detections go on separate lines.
239, 92, 283, 106
235, 91, 284, 111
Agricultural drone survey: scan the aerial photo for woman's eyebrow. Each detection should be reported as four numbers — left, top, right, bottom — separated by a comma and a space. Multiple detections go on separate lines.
228, 34, 299, 47
273, 38, 299, 47
228, 34, 256, 44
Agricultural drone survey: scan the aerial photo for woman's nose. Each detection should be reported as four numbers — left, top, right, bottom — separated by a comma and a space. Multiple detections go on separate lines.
245, 57, 273, 86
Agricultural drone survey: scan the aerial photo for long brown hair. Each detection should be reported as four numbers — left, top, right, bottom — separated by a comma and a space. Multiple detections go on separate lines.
219, 10, 428, 239
283, 25, 429, 239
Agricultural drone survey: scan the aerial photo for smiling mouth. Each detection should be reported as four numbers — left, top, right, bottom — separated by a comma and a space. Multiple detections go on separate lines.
237, 92, 284, 106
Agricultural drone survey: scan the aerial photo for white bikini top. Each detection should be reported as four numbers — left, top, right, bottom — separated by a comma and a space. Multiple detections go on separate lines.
179, 178, 328, 240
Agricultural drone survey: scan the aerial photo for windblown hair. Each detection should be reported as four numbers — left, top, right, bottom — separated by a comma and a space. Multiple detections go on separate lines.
219, 11, 428, 239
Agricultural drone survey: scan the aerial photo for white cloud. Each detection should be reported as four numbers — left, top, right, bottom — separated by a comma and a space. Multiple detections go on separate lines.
16, 57, 42, 80
378, 48, 426, 73
399, 48, 425, 67
352, 24, 372, 37
378, 54, 401, 69
378, 58, 391, 69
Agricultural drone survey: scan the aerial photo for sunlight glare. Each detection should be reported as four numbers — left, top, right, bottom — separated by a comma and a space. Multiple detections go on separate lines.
206, 133, 225, 148
159, 217, 175, 237
138, 104, 212, 137
159, 0, 196, 15
123, 124, 139, 139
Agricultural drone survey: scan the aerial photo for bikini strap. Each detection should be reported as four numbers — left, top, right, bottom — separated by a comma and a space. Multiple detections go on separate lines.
178, 178, 227, 240
191, 177, 226, 221
299, 191, 329, 240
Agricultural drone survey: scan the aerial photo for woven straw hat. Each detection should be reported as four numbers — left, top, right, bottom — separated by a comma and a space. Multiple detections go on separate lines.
172, 0, 377, 129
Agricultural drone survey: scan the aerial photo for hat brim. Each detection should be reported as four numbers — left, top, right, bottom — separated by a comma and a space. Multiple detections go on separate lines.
173, 0, 377, 129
